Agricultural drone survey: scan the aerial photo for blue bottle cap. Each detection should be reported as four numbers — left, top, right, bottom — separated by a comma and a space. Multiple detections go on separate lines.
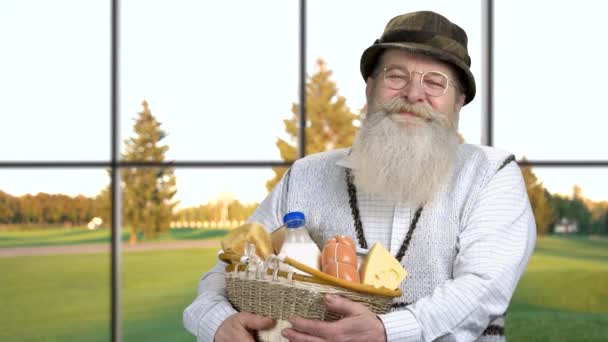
283, 211, 306, 228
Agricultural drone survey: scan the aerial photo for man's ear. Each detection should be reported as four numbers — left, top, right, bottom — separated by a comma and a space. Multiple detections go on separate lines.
365, 77, 374, 99
454, 93, 465, 113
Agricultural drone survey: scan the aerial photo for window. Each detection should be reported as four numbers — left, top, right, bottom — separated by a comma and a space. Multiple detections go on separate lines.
2, 1, 606, 341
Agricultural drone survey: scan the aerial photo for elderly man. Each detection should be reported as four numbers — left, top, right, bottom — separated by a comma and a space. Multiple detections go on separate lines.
184, 10, 536, 342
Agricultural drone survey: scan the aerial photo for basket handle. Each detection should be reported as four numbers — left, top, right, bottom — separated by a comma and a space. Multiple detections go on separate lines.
281, 255, 401, 297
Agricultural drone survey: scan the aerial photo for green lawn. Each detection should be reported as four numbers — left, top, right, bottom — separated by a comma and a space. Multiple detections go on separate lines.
0, 227, 229, 248
1, 248, 218, 342
506, 235, 608, 341
1, 235, 607, 341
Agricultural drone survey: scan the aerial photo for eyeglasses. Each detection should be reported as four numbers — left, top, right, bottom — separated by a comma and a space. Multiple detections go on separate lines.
382, 67, 457, 97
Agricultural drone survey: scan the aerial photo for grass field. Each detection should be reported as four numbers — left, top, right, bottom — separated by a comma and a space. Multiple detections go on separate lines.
1, 234, 607, 341
0, 227, 229, 248
506, 236, 608, 341
1, 248, 218, 342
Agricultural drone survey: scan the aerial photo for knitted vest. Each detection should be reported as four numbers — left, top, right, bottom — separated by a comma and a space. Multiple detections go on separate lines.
283, 144, 514, 341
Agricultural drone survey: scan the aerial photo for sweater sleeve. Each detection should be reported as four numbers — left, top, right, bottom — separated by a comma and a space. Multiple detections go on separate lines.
182, 170, 290, 341
378, 162, 536, 341
183, 261, 238, 341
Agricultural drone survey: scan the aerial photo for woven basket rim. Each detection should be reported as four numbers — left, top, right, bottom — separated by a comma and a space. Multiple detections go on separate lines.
221, 252, 401, 298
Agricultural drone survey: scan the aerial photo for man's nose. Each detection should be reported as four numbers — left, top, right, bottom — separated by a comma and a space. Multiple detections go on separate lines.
400, 78, 426, 103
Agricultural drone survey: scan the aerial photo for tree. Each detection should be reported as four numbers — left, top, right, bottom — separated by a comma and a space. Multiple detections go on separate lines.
589, 201, 608, 235
569, 185, 592, 233
550, 186, 593, 234
520, 161, 553, 235
0, 191, 16, 224
266, 59, 359, 191
94, 184, 112, 226
122, 101, 177, 244
0, 191, 99, 226
174, 200, 259, 227
73, 195, 95, 225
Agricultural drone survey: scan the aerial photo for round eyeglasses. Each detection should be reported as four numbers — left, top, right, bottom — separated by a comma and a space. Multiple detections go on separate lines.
382, 67, 457, 97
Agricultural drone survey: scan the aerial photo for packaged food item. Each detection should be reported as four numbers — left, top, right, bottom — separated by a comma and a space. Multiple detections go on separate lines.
359, 242, 408, 290
321, 235, 360, 283
278, 211, 321, 275
220, 222, 273, 259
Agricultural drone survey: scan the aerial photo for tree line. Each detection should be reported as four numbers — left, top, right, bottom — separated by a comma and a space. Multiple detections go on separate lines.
0, 187, 258, 230
0, 190, 100, 226
173, 200, 258, 224
523, 166, 608, 235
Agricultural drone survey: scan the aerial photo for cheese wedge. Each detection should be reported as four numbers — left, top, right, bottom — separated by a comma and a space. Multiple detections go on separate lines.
359, 242, 408, 290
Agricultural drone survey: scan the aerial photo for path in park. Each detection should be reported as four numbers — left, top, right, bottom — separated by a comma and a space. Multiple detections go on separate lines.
0, 240, 221, 258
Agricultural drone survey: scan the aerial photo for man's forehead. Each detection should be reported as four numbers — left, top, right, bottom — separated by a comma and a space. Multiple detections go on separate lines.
379, 49, 455, 75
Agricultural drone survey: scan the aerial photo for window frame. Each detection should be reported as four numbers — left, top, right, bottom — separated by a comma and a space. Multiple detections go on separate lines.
1, 1, 607, 341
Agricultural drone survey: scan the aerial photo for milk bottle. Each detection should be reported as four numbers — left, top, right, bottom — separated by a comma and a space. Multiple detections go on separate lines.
278, 211, 321, 275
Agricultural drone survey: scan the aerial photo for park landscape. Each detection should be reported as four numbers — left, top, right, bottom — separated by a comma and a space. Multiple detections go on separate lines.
1, 227, 607, 341
2, 61, 607, 341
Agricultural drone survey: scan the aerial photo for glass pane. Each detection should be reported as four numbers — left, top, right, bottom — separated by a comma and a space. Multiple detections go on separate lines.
528, 167, 608, 232
0, 0, 110, 161
120, 0, 298, 161
510, 167, 608, 340
120, 167, 284, 341
495, 1, 607, 160
0, 169, 111, 341
308, 0, 483, 144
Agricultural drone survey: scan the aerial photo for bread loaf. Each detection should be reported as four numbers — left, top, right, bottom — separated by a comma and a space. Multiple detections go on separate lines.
220, 222, 273, 259
270, 226, 286, 254
321, 235, 360, 283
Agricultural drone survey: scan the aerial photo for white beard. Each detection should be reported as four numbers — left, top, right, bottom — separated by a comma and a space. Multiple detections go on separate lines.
349, 98, 460, 206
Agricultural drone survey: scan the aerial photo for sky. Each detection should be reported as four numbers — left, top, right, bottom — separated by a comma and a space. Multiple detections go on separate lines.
0, 0, 607, 208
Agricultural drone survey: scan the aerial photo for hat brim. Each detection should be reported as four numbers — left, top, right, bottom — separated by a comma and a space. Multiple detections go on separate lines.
360, 42, 476, 105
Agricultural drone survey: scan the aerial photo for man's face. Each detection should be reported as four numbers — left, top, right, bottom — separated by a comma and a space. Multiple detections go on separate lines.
350, 49, 465, 205
366, 49, 465, 126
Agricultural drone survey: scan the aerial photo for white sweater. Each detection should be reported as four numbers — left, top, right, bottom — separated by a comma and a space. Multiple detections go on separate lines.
184, 144, 536, 341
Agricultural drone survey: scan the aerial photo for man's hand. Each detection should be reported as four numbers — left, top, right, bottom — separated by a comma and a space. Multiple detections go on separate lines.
281, 294, 387, 342
214, 312, 274, 342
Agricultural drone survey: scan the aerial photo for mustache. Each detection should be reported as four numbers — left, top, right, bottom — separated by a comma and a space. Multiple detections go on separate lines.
378, 98, 437, 120
365, 98, 454, 129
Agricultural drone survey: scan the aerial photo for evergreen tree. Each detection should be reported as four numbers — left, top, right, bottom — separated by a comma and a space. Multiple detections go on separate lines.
550, 189, 593, 234
266, 59, 358, 192
569, 185, 592, 233
521, 161, 553, 235
122, 101, 177, 243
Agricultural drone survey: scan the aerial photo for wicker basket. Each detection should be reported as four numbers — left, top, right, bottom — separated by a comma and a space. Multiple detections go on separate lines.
219, 250, 400, 342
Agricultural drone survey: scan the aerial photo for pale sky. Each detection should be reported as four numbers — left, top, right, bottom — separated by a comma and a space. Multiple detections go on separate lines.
1, 0, 606, 207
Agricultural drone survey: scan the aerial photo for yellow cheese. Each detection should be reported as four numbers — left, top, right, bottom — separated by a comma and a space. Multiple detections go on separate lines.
359, 242, 408, 290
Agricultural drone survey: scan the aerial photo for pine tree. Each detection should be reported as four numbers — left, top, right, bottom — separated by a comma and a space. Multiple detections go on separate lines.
569, 185, 592, 233
520, 160, 553, 235
266, 59, 358, 191
122, 101, 177, 244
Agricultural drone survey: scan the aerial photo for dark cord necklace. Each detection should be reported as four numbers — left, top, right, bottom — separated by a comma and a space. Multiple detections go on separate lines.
345, 168, 423, 262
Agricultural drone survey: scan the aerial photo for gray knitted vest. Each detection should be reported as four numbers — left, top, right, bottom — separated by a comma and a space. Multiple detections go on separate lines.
283, 145, 514, 341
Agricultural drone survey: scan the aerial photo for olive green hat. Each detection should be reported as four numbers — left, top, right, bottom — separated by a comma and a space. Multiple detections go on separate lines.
360, 11, 476, 105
